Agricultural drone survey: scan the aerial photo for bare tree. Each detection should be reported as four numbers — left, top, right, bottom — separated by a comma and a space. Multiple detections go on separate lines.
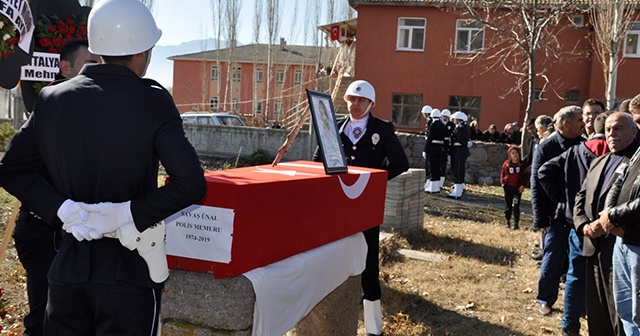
79, 0, 155, 10
265, 0, 282, 122
252, 0, 263, 125
458, 0, 578, 144
589, 0, 638, 109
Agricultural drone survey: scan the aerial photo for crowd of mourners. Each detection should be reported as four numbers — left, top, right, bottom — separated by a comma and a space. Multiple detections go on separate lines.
469, 120, 523, 144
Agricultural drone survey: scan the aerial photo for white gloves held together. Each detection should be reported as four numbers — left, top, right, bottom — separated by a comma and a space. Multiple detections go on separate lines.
57, 199, 134, 242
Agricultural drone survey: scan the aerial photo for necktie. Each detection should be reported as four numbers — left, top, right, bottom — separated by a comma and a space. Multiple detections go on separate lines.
353, 127, 362, 139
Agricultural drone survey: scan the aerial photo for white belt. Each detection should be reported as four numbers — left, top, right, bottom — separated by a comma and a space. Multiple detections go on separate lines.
431, 140, 444, 144
444, 137, 451, 141
453, 142, 463, 146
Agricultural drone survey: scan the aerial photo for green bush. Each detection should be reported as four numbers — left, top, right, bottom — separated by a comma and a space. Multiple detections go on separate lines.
247, 149, 272, 166
0, 122, 17, 151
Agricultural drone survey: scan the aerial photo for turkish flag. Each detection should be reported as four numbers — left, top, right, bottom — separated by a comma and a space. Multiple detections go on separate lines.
330, 25, 340, 41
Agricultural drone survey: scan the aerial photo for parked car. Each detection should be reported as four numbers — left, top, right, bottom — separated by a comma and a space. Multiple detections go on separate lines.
181, 113, 246, 127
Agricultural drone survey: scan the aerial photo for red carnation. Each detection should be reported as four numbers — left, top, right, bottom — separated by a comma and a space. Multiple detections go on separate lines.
58, 24, 67, 35
9, 37, 19, 46
47, 47, 57, 53
48, 25, 56, 33
1, 51, 8, 58
65, 33, 72, 41
68, 24, 76, 34
57, 19, 64, 26
75, 33, 82, 39
66, 18, 74, 25
78, 24, 86, 35
39, 37, 51, 47
52, 36, 64, 47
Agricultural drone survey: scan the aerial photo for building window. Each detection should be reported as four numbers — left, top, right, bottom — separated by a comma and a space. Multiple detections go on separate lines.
294, 70, 303, 85
255, 68, 263, 83
293, 101, 300, 113
569, 15, 584, 28
455, 20, 484, 53
396, 18, 426, 51
232, 98, 239, 111
534, 89, 543, 101
211, 66, 219, 81
255, 100, 263, 114
391, 93, 422, 127
565, 90, 579, 103
274, 100, 283, 115
209, 96, 219, 111
624, 22, 640, 57
275, 70, 285, 84
448, 96, 482, 122
232, 67, 242, 82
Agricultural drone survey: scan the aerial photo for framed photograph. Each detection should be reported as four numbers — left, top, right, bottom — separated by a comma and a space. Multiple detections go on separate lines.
306, 89, 348, 174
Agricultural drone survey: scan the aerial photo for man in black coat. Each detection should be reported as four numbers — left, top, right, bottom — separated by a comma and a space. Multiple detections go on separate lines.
448, 111, 470, 198
313, 79, 409, 336
574, 112, 637, 336
0, 1, 206, 335
531, 106, 585, 317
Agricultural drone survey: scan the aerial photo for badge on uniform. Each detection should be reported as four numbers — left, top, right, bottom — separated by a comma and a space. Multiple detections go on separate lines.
372, 133, 380, 145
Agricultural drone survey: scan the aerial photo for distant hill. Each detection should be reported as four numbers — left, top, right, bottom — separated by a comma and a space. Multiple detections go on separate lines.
147, 38, 226, 89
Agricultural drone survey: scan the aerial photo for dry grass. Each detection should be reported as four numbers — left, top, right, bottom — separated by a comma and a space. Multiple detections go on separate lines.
0, 182, 585, 335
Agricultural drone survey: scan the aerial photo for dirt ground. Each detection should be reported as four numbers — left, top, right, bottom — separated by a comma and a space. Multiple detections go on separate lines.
0, 182, 584, 335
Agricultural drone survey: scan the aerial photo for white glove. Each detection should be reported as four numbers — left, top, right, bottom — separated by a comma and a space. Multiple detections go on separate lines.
467, 141, 473, 148
447, 155, 451, 163
70, 224, 104, 242
58, 199, 89, 230
78, 201, 134, 235
422, 151, 426, 159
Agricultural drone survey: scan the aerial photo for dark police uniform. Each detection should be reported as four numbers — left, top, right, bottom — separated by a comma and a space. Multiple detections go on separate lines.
0, 64, 207, 336
424, 118, 446, 184
314, 113, 409, 302
424, 116, 433, 178
450, 121, 471, 184
441, 120, 456, 178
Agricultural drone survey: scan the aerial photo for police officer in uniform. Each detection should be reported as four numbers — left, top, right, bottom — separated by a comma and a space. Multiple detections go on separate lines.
0, 0, 207, 335
440, 109, 455, 188
448, 111, 471, 199
421, 105, 433, 185
424, 109, 446, 193
313, 80, 409, 336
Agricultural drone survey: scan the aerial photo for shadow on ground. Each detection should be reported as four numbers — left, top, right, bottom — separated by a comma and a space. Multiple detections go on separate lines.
381, 286, 525, 336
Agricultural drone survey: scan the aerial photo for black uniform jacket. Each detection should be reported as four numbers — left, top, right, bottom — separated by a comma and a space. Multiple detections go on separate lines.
424, 119, 446, 154
0, 64, 207, 287
574, 142, 639, 256
313, 113, 409, 180
450, 121, 470, 158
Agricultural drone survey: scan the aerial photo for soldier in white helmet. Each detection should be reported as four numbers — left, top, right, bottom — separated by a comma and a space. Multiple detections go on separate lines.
0, 0, 207, 334
448, 111, 471, 199
424, 109, 447, 193
421, 105, 433, 181
440, 109, 455, 187
314, 79, 409, 336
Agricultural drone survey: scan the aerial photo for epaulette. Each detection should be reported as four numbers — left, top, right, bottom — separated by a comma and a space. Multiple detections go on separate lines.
140, 78, 170, 95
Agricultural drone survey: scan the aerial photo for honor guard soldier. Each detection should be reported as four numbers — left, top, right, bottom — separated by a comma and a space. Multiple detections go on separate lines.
313, 80, 409, 336
424, 109, 446, 193
448, 111, 471, 199
0, 0, 207, 334
421, 105, 433, 181
440, 109, 455, 188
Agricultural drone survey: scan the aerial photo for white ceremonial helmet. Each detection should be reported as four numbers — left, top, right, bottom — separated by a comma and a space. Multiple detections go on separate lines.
88, 0, 162, 56
431, 108, 441, 118
421, 105, 432, 115
451, 111, 468, 122
441, 109, 451, 117
343, 80, 376, 106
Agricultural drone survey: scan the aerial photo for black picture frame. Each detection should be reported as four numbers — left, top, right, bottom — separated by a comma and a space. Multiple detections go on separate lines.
306, 89, 348, 174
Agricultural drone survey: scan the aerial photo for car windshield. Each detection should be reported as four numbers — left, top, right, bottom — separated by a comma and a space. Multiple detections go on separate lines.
218, 116, 244, 126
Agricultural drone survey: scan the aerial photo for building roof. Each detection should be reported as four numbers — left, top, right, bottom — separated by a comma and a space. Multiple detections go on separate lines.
169, 42, 332, 65
349, 0, 640, 7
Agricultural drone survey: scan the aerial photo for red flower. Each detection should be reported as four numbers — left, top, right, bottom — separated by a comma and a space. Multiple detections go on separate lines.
52, 36, 64, 47
1, 309, 6, 319
0, 325, 3, 332
65, 34, 72, 41
78, 24, 86, 35
39, 37, 51, 47
47, 47, 57, 53
75, 33, 82, 39
8, 37, 19, 46
57, 19, 65, 26
66, 18, 74, 25
48, 25, 56, 33
68, 24, 76, 34
58, 24, 67, 35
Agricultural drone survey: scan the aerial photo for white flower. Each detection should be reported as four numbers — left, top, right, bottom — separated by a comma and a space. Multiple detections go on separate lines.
0, 22, 4, 29
2, 34, 10, 41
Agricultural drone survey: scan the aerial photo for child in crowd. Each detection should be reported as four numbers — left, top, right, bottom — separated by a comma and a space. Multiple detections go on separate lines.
500, 146, 526, 229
